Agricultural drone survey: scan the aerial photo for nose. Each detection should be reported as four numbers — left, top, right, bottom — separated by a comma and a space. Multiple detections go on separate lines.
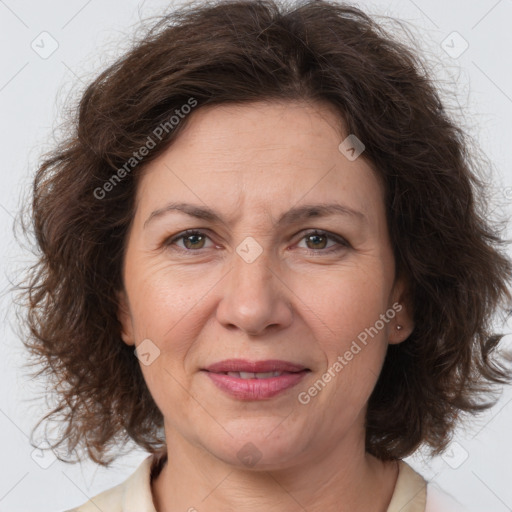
215, 248, 293, 336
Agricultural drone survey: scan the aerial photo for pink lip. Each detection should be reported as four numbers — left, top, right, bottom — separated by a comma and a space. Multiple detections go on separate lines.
204, 359, 308, 373
202, 359, 310, 400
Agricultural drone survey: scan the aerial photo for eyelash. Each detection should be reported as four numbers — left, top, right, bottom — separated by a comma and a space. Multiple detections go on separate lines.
163, 229, 350, 255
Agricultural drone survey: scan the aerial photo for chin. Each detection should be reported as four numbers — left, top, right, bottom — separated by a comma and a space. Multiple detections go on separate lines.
200, 422, 309, 470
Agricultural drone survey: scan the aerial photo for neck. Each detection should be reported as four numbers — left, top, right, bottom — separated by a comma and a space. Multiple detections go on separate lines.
151, 427, 398, 512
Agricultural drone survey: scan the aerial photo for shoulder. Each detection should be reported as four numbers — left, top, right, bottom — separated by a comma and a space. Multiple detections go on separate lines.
425, 481, 469, 512
61, 454, 158, 512
387, 460, 427, 511
387, 460, 469, 512
61, 480, 124, 512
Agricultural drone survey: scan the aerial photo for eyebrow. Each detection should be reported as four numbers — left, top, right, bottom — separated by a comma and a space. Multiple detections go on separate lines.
143, 201, 367, 229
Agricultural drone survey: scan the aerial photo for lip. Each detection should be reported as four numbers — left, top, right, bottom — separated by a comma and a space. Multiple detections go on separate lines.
204, 359, 308, 373
202, 359, 310, 400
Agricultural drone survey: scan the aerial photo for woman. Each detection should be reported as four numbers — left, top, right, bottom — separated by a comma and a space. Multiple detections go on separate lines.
20, 1, 512, 511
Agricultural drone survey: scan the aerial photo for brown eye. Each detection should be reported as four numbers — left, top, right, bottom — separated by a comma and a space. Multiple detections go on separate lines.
164, 230, 214, 251
182, 232, 206, 249
297, 230, 349, 253
305, 233, 328, 250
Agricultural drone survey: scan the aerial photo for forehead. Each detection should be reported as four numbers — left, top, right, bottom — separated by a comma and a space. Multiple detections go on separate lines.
154, 100, 352, 168
135, 100, 386, 229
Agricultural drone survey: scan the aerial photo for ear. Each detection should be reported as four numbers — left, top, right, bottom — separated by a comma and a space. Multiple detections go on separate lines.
116, 289, 135, 346
387, 276, 414, 345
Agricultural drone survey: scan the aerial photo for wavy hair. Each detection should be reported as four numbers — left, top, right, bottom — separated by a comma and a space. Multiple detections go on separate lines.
17, 0, 512, 465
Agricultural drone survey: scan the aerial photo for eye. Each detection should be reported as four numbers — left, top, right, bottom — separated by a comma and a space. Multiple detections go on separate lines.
296, 230, 349, 253
163, 229, 349, 254
164, 230, 216, 251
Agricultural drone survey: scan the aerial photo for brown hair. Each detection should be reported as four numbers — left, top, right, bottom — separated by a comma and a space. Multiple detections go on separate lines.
18, 0, 512, 465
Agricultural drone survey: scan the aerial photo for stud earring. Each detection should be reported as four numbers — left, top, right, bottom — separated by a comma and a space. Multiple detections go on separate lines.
396, 324, 403, 330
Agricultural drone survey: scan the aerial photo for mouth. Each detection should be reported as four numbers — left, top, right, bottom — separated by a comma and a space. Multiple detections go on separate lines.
202, 359, 311, 400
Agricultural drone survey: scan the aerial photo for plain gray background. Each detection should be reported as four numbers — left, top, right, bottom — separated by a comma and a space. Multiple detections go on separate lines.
0, 0, 511, 511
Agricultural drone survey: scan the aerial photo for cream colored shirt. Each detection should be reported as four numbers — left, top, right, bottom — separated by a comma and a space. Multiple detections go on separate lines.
65, 454, 466, 512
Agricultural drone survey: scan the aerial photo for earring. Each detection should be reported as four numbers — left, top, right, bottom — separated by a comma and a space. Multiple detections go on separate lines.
396, 324, 403, 330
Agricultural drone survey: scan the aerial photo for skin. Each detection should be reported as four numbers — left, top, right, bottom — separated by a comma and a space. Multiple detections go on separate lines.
117, 100, 414, 512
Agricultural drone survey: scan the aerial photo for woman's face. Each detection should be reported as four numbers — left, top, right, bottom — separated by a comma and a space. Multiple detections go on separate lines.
118, 100, 413, 469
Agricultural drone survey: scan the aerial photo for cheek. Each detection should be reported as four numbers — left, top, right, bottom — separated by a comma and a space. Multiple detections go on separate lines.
128, 270, 206, 410
125, 259, 211, 336
291, 264, 390, 349
294, 265, 391, 408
